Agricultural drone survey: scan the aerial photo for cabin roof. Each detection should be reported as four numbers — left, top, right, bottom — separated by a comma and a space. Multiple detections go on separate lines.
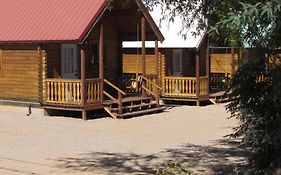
123, 7, 205, 49
0, 0, 164, 43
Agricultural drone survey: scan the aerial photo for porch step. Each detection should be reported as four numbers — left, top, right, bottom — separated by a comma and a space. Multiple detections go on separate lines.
103, 96, 152, 106
110, 102, 157, 113
117, 106, 166, 119
103, 96, 165, 119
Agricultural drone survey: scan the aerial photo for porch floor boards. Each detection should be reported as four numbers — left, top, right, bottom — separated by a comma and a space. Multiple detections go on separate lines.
43, 103, 104, 111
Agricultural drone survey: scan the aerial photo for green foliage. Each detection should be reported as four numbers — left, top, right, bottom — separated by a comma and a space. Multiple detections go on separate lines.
145, 0, 281, 173
155, 163, 193, 175
227, 51, 281, 174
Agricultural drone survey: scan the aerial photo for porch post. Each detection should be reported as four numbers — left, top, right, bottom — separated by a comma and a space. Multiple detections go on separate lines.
196, 52, 200, 106
141, 17, 146, 97
155, 40, 160, 107
231, 46, 235, 78
81, 49, 87, 120
99, 22, 104, 103
206, 37, 210, 96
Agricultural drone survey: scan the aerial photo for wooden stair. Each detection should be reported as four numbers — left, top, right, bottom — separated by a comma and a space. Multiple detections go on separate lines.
103, 96, 166, 119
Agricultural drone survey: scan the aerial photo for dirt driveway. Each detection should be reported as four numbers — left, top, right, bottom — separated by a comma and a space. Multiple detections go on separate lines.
0, 104, 249, 175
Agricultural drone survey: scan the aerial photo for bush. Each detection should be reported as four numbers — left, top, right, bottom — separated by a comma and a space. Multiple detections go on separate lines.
155, 163, 193, 175
227, 51, 281, 174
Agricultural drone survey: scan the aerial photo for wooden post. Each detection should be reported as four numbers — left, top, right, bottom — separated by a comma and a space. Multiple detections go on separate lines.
118, 92, 122, 115
206, 38, 210, 97
99, 22, 104, 103
155, 40, 160, 107
231, 47, 235, 78
81, 49, 87, 120
141, 17, 146, 97
196, 53, 200, 106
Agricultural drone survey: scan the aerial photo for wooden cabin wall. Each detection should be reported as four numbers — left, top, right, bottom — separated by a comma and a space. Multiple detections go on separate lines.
159, 48, 196, 77
198, 37, 207, 76
0, 43, 38, 50
87, 20, 121, 80
44, 43, 61, 78
123, 48, 197, 77
0, 47, 42, 102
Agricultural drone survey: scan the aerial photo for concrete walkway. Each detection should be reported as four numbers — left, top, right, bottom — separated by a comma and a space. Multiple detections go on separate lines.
0, 104, 249, 175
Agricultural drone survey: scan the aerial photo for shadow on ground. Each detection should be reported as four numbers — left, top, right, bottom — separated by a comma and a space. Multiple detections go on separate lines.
54, 139, 251, 175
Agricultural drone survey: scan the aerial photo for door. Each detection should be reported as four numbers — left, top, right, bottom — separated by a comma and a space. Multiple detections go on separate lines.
173, 49, 183, 76
61, 44, 78, 79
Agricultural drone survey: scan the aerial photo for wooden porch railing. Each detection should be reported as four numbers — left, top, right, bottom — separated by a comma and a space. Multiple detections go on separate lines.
164, 76, 197, 98
163, 76, 209, 98
86, 78, 102, 104
199, 76, 209, 96
140, 75, 162, 106
103, 79, 127, 115
45, 78, 102, 105
123, 74, 158, 93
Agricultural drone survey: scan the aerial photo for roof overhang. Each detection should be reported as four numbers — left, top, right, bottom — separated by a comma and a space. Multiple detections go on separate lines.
134, 0, 165, 42
0, 0, 163, 44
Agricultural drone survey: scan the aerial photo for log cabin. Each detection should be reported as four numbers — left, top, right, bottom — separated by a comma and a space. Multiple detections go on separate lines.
123, 8, 210, 106
209, 47, 241, 91
0, 0, 166, 119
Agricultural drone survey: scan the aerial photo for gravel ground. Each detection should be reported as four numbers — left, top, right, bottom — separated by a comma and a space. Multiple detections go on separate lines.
0, 104, 250, 175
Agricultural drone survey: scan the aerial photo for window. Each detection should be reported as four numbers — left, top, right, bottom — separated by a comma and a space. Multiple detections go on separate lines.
90, 43, 99, 65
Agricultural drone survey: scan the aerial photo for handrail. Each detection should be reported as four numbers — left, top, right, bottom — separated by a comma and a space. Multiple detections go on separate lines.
104, 79, 126, 95
139, 75, 162, 91
45, 78, 82, 83
165, 76, 197, 80
86, 78, 102, 82
103, 91, 120, 105
141, 85, 157, 99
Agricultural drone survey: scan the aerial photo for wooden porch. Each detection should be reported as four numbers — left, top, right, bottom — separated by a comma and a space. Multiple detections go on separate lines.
43, 78, 102, 110
162, 76, 209, 100
122, 50, 210, 105
42, 14, 167, 120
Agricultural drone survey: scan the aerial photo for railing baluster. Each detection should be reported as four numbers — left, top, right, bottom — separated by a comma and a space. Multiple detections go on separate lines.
92, 82, 95, 102
62, 82, 65, 103
69, 82, 72, 103
77, 82, 80, 103
54, 82, 57, 101
73, 82, 76, 103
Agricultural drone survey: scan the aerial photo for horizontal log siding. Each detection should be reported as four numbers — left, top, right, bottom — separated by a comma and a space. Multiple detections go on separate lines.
0, 50, 42, 102
210, 54, 238, 74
